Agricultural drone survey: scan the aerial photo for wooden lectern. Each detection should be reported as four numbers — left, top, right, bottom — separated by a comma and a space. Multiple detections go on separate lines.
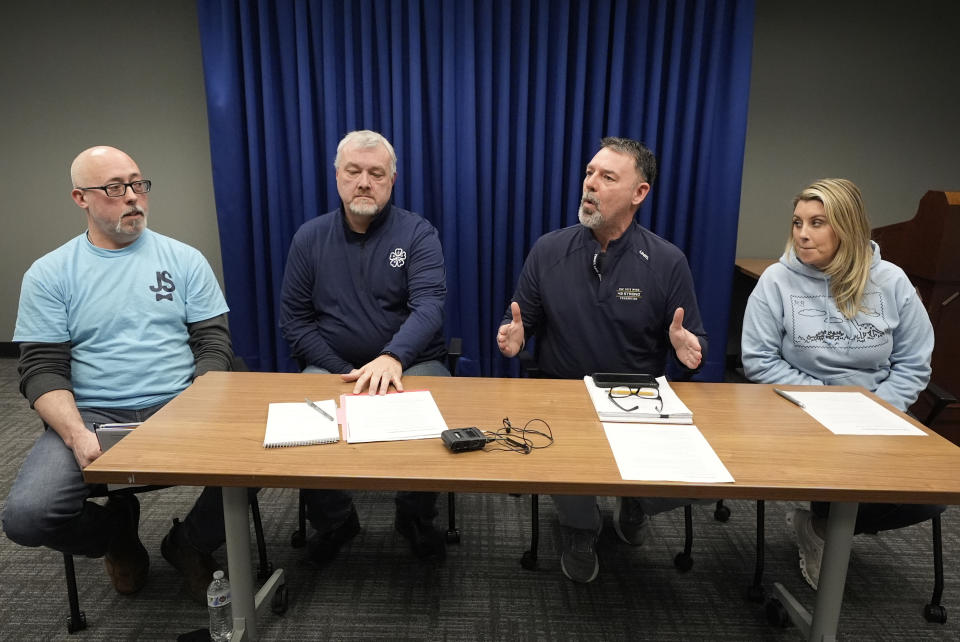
873, 190, 960, 440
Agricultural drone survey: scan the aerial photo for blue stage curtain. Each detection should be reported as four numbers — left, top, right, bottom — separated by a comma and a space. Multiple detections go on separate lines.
197, 0, 753, 379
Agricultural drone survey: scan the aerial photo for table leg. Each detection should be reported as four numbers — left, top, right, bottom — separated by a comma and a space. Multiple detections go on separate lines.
809, 501, 856, 641
224, 486, 256, 641
771, 501, 856, 641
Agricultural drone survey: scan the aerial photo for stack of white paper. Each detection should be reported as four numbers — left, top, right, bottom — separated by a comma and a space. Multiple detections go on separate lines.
582, 375, 693, 424
787, 391, 927, 436
603, 423, 735, 483
586, 375, 733, 483
341, 390, 449, 444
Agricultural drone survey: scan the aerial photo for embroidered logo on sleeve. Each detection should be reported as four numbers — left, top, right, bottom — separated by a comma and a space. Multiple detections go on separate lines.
389, 248, 407, 268
616, 287, 643, 301
149, 270, 176, 301
790, 293, 888, 348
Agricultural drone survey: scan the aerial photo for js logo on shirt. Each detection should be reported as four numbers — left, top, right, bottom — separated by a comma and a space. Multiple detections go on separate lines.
150, 271, 176, 301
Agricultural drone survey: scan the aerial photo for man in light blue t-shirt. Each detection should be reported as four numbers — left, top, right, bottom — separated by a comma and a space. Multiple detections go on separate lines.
2, 145, 235, 604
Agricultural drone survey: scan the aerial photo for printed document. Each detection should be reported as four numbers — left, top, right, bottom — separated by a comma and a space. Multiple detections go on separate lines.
341, 390, 449, 443
603, 423, 734, 483
788, 391, 927, 436
583, 376, 693, 423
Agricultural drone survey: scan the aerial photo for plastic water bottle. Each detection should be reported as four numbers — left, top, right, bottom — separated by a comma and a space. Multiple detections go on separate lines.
207, 570, 232, 642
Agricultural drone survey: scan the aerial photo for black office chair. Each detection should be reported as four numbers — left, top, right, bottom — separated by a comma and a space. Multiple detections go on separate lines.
759, 382, 957, 627
63, 487, 271, 634
291, 338, 465, 549
515, 351, 729, 572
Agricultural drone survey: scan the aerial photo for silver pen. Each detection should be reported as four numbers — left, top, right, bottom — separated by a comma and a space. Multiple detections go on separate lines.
304, 397, 335, 421
773, 388, 806, 409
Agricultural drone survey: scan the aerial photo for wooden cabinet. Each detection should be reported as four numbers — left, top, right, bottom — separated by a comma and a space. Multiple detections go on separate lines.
873, 191, 960, 442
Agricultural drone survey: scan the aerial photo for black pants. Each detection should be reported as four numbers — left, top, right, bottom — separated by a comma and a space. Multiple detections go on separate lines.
810, 501, 946, 535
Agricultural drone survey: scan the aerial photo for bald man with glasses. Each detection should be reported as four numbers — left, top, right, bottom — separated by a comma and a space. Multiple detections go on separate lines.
3, 146, 237, 604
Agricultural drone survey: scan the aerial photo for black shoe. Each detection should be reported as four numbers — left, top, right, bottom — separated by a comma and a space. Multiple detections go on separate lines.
559, 524, 600, 583
305, 505, 361, 565
395, 509, 446, 560
161, 518, 220, 605
103, 496, 149, 594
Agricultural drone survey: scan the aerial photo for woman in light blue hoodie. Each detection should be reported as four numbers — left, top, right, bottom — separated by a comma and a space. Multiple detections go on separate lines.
741, 178, 944, 590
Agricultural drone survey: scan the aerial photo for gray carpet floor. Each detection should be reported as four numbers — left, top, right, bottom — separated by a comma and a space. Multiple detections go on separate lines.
0, 357, 957, 640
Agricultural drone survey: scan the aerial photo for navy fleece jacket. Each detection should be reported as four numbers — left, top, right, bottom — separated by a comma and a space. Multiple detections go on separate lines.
280, 205, 446, 372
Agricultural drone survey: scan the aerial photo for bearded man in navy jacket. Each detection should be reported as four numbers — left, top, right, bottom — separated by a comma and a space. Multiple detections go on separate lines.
280, 130, 448, 561
497, 137, 708, 583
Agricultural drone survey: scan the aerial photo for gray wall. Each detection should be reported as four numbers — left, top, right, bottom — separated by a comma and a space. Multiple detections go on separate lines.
3, 1, 959, 340
0, 1, 221, 341
738, 0, 960, 257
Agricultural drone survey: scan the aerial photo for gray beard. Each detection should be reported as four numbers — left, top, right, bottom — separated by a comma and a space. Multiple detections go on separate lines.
347, 200, 379, 216
115, 208, 147, 234
578, 207, 603, 229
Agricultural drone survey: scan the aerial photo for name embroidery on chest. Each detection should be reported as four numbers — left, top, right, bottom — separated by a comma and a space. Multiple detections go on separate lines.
616, 287, 643, 302
150, 270, 176, 301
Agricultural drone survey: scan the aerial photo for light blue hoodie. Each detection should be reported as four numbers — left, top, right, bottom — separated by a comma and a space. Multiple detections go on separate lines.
741, 241, 933, 411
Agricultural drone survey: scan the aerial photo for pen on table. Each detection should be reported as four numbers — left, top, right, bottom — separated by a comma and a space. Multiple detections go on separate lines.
304, 397, 335, 421
773, 388, 806, 409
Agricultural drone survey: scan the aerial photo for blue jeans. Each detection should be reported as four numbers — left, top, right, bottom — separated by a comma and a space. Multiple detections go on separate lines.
2, 403, 228, 557
301, 359, 449, 529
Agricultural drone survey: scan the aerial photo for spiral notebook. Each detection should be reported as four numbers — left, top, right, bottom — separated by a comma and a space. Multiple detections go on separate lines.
263, 400, 339, 448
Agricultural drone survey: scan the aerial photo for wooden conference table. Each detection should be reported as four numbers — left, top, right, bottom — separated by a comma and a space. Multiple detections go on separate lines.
84, 373, 960, 641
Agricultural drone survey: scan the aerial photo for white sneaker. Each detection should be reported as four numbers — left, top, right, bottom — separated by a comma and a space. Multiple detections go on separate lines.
786, 508, 824, 590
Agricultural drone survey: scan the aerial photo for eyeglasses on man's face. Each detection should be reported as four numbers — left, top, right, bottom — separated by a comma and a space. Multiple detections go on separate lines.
78, 179, 152, 198
607, 386, 663, 413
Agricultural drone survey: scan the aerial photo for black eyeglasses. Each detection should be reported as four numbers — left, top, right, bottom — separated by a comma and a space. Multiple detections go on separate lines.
77, 179, 152, 198
607, 386, 663, 413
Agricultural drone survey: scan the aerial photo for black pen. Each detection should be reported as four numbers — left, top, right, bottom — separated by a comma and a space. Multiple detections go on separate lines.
773, 388, 806, 409
304, 397, 335, 421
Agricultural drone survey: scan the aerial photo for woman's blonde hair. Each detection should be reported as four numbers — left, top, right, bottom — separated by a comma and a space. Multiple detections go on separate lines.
786, 178, 872, 319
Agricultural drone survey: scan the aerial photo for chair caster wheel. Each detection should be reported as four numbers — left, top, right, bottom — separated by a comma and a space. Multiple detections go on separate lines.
445, 529, 461, 544
923, 603, 947, 624
746, 584, 765, 603
765, 598, 791, 628
271, 584, 289, 615
67, 611, 87, 633
673, 552, 693, 572
714, 504, 731, 522
520, 550, 538, 571
290, 530, 306, 548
